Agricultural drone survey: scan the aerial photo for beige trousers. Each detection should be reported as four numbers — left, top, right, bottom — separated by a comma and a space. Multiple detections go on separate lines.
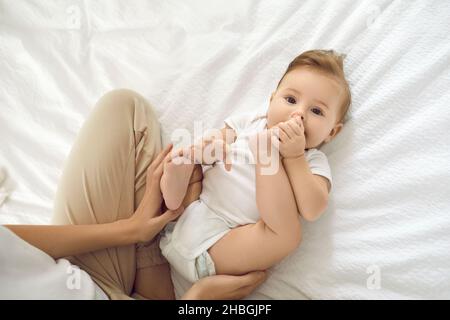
52, 89, 166, 300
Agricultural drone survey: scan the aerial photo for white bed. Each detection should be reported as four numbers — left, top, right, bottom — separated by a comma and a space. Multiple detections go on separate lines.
1, 0, 449, 299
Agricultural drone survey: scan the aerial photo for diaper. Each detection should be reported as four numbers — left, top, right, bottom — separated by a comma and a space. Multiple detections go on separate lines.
159, 200, 232, 283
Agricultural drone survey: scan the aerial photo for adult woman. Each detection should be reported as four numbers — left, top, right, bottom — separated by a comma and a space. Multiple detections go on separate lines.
4, 89, 266, 299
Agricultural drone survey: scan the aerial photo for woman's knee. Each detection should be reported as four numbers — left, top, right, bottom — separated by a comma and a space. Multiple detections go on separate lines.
106, 88, 141, 99
97, 88, 145, 110
93, 89, 159, 129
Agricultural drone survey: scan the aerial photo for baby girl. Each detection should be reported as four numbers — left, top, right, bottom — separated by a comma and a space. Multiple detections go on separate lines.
159, 49, 351, 284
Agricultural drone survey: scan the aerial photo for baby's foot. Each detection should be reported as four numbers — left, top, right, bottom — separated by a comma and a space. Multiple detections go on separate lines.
161, 157, 195, 211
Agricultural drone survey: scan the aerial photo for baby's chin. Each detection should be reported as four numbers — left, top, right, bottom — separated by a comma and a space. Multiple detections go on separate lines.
306, 139, 326, 149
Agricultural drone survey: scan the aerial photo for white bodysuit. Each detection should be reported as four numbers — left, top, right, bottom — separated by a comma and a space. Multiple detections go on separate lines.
160, 110, 333, 283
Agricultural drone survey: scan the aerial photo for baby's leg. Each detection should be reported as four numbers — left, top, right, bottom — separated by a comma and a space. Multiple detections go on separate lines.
180, 164, 203, 209
161, 161, 195, 210
160, 156, 196, 210
209, 134, 302, 276
208, 219, 302, 276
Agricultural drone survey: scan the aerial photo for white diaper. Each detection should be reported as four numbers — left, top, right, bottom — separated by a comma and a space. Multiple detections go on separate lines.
159, 200, 232, 283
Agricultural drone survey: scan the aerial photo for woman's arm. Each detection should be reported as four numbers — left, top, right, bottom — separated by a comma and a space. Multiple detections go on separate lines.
4, 144, 183, 260
4, 221, 135, 260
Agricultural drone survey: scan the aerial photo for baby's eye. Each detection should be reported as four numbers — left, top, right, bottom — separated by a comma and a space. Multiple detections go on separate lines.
285, 96, 297, 104
311, 107, 323, 116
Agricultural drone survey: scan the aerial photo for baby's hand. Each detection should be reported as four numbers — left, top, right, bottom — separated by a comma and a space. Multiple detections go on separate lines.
272, 116, 305, 159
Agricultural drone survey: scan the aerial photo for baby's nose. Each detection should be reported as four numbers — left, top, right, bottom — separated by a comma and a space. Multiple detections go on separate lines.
291, 111, 304, 121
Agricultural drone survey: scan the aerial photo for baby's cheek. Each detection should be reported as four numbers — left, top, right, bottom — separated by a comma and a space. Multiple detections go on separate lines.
305, 130, 326, 148
304, 136, 311, 148
267, 114, 283, 128
270, 104, 288, 120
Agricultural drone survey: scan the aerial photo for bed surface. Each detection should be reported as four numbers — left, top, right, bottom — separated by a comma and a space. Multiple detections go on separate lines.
1, 0, 449, 299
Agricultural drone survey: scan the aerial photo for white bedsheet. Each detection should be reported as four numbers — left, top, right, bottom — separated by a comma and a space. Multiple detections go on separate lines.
1, 0, 449, 299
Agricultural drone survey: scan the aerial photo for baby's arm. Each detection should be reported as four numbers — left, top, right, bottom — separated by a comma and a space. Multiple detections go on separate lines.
208, 131, 302, 275
282, 157, 329, 222
275, 117, 329, 221
160, 125, 236, 210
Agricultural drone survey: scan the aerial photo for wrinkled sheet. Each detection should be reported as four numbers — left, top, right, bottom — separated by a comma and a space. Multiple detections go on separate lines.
1, 0, 449, 299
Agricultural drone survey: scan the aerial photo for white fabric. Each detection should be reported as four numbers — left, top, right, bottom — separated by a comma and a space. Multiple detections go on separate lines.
160, 110, 332, 283
1, 0, 449, 299
0, 226, 108, 300
0, 167, 12, 207
160, 202, 226, 283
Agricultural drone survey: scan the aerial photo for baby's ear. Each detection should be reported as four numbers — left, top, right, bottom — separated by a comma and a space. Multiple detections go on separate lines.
324, 123, 343, 143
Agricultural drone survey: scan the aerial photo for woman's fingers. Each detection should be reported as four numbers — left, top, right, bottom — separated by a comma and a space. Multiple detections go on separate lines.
147, 144, 172, 181
237, 271, 267, 288
233, 271, 267, 297
149, 153, 171, 190
151, 144, 173, 171
182, 271, 267, 300
133, 206, 184, 243
145, 144, 173, 198
152, 159, 165, 184
156, 206, 184, 226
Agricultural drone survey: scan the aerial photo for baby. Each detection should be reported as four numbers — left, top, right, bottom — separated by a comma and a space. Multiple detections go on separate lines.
159, 50, 351, 284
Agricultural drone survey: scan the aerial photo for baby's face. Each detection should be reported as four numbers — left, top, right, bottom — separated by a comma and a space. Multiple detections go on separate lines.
267, 67, 344, 149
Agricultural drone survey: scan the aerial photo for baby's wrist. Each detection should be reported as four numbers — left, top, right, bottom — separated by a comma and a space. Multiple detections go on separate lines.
282, 153, 305, 162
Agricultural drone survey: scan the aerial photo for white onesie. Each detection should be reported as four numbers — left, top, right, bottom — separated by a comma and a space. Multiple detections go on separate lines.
160, 110, 333, 283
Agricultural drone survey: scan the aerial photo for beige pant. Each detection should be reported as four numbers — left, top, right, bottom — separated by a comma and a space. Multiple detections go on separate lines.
52, 89, 166, 300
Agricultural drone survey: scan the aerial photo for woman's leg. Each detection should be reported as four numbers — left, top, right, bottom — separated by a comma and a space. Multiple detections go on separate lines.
133, 164, 203, 299
52, 89, 167, 299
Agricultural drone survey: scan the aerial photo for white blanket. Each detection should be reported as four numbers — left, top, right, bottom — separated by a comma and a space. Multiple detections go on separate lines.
1, 0, 449, 299
0, 226, 101, 300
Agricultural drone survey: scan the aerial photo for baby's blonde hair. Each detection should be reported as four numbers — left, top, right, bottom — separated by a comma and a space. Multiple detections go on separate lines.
277, 49, 351, 123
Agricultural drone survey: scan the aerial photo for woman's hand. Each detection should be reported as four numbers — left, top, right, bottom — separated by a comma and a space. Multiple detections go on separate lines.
128, 144, 185, 243
183, 271, 267, 300
181, 271, 268, 300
